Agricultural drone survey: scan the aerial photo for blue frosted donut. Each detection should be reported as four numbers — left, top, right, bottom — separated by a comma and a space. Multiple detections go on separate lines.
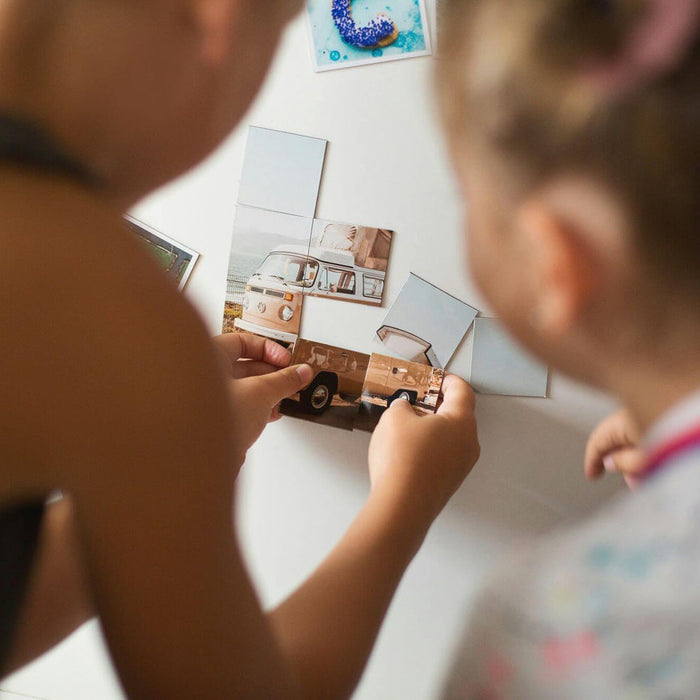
331, 0, 399, 50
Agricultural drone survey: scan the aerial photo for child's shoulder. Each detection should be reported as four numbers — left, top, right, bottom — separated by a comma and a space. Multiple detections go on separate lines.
446, 460, 700, 697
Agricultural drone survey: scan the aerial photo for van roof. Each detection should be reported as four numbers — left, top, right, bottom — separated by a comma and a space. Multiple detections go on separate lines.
271, 244, 355, 267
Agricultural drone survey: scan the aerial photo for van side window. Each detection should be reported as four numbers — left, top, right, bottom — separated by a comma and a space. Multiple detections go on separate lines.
319, 268, 356, 295
363, 276, 384, 299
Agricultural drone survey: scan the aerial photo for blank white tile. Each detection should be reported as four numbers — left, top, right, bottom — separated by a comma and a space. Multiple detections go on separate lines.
470, 318, 549, 397
238, 127, 327, 218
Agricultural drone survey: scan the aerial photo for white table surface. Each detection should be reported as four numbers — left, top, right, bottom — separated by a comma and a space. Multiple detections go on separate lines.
3, 9, 622, 700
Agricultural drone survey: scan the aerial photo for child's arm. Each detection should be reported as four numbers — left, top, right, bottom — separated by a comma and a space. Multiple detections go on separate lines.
269, 377, 480, 699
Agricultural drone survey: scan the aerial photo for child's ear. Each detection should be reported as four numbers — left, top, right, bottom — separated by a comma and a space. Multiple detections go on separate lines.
189, 0, 242, 64
516, 198, 599, 336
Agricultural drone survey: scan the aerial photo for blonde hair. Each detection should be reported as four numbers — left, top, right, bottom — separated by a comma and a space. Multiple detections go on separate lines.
438, 0, 700, 295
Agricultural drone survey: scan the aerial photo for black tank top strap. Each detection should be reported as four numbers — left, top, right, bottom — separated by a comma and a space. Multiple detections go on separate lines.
0, 113, 101, 187
0, 501, 44, 675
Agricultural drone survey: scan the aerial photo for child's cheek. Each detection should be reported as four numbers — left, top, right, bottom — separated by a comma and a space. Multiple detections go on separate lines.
467, 221, 494, 297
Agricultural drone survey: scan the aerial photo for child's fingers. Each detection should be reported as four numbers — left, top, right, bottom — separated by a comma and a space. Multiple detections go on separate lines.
239, 364, 314, 409
437, 375, 476, 419
212, 333, 292, 368
602, 447, 647, 477
385, 394, 421, 418
584, 410, 640, 480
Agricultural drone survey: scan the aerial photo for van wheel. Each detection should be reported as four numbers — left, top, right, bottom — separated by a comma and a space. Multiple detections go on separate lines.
387, 390, 417, 407
299, 376, 335, 415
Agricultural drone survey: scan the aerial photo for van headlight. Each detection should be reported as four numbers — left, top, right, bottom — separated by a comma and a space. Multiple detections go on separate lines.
279, 305, 294, 322
242, 294, 250, 311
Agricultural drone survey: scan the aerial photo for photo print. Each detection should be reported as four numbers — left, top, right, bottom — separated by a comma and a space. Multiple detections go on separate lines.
302, 219, 394, 307
280, 339, 370, 431
125, 216, 199, 290
238, 126, 327, 219
377, 273, 478, 367
306, 0, 432, 72
355, 353, 445, 432
470, 318, 550, 398
223, 206, 314, 346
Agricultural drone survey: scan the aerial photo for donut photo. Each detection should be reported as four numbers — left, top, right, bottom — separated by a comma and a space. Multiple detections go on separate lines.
306, 0, 432, 72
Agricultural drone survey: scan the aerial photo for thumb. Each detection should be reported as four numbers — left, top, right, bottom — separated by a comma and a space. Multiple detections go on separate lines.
388, 394, 417, 414
244, 363, 314, 408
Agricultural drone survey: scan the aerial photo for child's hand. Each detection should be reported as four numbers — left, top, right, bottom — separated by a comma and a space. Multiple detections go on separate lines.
212, 333, 313, 457
584, 409, 646, 488
367, 375, 480, 529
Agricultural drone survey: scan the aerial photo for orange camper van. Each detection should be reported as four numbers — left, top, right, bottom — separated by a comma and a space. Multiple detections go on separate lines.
362, 354, 445, 411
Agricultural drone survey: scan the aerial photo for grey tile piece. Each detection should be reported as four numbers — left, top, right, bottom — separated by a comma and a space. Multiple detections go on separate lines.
238, 126, 327, 218
470, 317, 549, 397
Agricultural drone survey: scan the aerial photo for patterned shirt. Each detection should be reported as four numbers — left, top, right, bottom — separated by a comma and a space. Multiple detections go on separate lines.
444, 391, 700, 699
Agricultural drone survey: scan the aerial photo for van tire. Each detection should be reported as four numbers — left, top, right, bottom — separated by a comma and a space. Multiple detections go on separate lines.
299, 374, 338, 415
387, 390, 418, 407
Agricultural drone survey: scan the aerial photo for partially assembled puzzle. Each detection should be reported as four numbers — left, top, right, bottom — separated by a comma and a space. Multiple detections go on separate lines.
221, 126, 549, 432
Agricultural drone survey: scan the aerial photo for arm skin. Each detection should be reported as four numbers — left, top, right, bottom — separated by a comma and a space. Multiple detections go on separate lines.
1, 182, 480, 699
5, 475, 430, 700
269, 377, 481, 699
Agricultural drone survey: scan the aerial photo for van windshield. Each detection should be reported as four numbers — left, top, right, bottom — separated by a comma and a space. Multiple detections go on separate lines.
256, 254, 319, 288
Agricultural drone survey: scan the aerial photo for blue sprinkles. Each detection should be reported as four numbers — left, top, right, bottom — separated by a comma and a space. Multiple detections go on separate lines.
331, 0, 398, 49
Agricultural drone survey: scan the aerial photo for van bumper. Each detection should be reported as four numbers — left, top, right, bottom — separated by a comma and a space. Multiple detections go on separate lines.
234, 318, 297, 344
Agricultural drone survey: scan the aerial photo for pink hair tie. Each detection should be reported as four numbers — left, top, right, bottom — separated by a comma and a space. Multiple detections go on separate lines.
585, 0, 700, 95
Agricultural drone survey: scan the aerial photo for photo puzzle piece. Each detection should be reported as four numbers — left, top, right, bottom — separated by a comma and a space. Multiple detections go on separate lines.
306, 0, 432, 72
280, 339, 370, 431
238, 126, 327, 218
223, 206, 313, 345
470, 317, 549, 398
301, 218, 394, 307
355, 353, 445, 432
125, 216, 199, 290
377, 273, 478, 368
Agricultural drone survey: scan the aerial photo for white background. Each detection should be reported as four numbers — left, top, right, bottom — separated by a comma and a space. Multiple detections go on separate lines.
3, 7, 623, 699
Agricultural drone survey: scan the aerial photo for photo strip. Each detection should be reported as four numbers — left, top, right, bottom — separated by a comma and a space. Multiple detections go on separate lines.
355, 353, 445, 432
303, 219, 394, 307
125, 216, 199, 291
223, 206, 313, 346
280, 339, 370, 431
306, 0, 432, 72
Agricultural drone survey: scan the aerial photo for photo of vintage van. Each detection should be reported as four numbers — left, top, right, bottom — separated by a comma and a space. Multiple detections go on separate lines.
224, 217, 393, 345
223, 206, 314, 341
356, 353, 445, 432
280, 339, 370, 431
305, 220, 394, 306
234, 246, 314, 344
